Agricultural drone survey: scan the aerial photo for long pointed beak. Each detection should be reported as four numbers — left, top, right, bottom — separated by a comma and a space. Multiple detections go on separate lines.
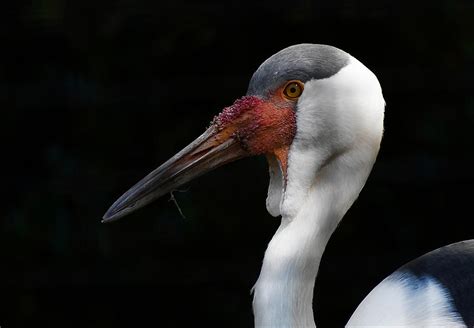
102, 125, 247, 222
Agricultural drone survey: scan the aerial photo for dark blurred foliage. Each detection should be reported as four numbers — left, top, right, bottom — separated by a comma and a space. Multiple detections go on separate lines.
2, 0, 474, 326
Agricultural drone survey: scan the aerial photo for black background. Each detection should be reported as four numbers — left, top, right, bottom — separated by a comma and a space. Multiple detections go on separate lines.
3, 0, 474, 327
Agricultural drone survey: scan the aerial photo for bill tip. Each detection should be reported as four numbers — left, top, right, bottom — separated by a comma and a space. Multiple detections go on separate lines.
102, 209, 119, 223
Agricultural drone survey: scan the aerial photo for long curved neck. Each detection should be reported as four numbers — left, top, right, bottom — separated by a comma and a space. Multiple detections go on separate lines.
253, 150, 376, 327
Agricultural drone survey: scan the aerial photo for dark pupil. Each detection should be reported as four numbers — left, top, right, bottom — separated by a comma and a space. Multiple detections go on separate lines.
290, 87, 296, 93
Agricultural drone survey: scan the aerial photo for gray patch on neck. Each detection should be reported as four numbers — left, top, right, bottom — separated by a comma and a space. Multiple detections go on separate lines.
246, 44, 350, 97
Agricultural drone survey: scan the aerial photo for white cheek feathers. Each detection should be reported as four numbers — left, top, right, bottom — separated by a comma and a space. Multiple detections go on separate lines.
278, 56, 385, 220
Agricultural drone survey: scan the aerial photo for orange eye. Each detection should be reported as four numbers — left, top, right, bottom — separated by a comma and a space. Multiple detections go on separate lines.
283, 80, 304, 99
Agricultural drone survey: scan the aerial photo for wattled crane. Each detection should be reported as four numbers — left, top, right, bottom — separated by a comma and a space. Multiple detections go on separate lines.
103, 44, 474, 327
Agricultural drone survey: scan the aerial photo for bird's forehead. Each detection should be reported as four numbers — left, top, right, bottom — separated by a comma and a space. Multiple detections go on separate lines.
246, 44, 350, 97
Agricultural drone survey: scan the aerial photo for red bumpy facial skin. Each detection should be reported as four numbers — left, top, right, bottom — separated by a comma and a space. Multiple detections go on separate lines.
213, 95, 297, 157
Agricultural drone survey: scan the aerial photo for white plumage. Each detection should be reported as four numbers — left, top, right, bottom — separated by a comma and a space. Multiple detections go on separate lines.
348, 273, 464, 327
254, 54, 385, 328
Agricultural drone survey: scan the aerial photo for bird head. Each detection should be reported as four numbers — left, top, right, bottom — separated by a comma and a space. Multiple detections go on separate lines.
103, 44, 384, 222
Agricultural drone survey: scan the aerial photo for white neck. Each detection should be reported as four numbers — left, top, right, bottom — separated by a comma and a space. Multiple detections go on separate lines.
253, 56, 385, 327
253, 150, 375, 327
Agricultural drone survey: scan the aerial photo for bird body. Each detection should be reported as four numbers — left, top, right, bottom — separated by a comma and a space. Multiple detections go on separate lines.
349, 240, 474, 327
103, 44, 473, 327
